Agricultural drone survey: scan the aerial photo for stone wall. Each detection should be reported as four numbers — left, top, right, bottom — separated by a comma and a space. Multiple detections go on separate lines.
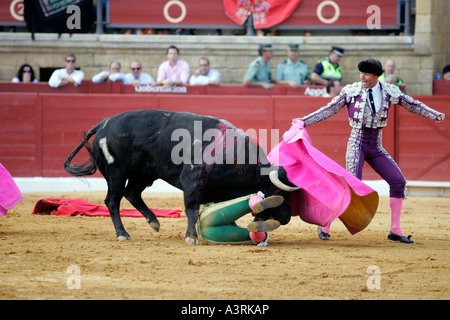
414, 0, 450, 84
0, 0, 448, 95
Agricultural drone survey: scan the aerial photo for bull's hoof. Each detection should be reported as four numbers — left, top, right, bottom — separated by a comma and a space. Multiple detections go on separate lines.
117, 235, 131, 241
185, 236, 199, 245
149, 221, 160, 232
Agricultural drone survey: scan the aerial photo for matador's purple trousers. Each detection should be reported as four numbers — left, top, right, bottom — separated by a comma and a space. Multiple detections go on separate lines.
346, 127, 406, 198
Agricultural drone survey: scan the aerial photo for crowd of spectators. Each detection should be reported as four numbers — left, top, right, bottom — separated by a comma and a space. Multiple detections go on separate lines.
11, 44, 449, 95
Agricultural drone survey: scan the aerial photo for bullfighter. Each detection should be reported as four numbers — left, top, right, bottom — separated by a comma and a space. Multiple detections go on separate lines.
197, 192, 283, 246
298, 59, 445, 243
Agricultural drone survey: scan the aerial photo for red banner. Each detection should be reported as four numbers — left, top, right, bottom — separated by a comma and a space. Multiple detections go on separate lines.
280, 0, 397, 28
0, 0, 25, 24
108, 0, 233, 27
223, 0, 302, 29
107, 0, 398, 29
0, 0, 398, 29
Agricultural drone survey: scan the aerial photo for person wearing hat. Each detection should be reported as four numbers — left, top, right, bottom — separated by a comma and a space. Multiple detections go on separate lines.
295, 58, 445, 244
243, 43, 274, 89
275, 43, 311, 88
311, 46, 345, 86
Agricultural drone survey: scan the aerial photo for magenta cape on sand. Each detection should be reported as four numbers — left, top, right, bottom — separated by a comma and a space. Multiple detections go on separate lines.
0, 162, 23, 216
268, 121, 379, 235
32, 198, 181, 218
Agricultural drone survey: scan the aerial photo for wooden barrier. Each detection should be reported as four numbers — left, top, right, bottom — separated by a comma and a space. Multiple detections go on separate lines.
1, 92, 448, 182
433, 80, 450, 95
395, 95, 450, 181
0, 81, 91, 93
0, 81, 326, 96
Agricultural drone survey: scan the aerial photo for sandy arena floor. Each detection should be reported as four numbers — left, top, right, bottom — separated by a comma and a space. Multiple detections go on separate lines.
0, 191, 449, 300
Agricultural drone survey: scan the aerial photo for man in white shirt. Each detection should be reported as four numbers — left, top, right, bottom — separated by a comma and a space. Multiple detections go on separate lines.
123, 60, 155, 86
48, 54, 85, 88
92, 61, 125, 84
189, 57, 220, 86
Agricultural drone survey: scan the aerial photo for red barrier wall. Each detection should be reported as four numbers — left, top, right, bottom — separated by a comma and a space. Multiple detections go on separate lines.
1, 92, 448, 182
395, 96, 450, 181
0, 81, 326, 96
432, 80, 450, 95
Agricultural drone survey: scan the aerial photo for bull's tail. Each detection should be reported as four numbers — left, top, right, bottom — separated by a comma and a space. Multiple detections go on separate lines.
63, 121, 103, 177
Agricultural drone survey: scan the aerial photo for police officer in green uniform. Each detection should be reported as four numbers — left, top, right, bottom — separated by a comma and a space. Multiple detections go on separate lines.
311, 46, 345, 85
275, 43, 311, 89
243, 43, 274, 89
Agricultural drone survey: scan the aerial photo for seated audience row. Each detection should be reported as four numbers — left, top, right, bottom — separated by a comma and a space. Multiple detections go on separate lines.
14, 46, 220, 88
12, 46, 448, 92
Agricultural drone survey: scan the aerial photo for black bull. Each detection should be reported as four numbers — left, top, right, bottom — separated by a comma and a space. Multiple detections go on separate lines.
63, 110, 299, 244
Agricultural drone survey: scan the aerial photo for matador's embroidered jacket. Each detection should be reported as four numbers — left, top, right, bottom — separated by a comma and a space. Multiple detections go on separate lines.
301, 81, 443, 129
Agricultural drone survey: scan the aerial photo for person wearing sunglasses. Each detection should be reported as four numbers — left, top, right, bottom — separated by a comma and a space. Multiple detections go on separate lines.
124, 60, 155, 86
48, 54, 85, 88
12, 64, 38, 83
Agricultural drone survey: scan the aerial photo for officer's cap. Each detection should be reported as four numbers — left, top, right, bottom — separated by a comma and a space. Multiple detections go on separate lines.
332, 46, 345, 57
259, 43, 272, 51
288, 43, 299, 50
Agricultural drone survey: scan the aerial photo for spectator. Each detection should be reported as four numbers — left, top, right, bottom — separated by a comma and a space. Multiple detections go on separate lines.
243, 43, 273, 89
323, 80, 342, 97
123, 60, 155, 86
275, 43, 310, 88
379, 59, 405, 91
48, 54, 84, 88
311, 46, 344, 85
92, 61, 125, 84
157, 45, 190, 86
189, 57, 221, 86
442, 65, 450, 80
12, 64, 38, 83
384, 74, 398, 85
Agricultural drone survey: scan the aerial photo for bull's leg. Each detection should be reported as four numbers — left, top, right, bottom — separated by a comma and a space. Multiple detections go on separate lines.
104, 179, 130, 240
124, 179, 160, 232
183, 192, 201, 245
180, 167, 203, 244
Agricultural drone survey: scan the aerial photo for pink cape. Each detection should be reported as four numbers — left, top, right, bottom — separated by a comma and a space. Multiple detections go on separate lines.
268, 121, 379, 234
0, 162, 23, 216
32, 198, 181, 218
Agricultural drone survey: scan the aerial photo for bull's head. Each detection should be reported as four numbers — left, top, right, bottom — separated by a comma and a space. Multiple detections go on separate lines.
254, 166, 299, 225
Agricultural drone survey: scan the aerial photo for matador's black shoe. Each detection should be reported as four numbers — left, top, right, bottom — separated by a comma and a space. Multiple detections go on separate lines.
318, 226, 330, 240
388, 231, 414, 244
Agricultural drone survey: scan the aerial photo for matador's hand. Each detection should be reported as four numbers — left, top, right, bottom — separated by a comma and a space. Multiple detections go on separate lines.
435, 114, 445, 123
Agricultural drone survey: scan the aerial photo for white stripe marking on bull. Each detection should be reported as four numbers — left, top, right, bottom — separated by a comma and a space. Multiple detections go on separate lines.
99, 137, 114, 164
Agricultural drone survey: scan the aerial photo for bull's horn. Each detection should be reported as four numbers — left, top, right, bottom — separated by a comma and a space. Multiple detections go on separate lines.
269, 171, 301, 192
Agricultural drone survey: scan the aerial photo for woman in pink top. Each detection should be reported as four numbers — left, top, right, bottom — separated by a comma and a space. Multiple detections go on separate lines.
157, 45, 190, 86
